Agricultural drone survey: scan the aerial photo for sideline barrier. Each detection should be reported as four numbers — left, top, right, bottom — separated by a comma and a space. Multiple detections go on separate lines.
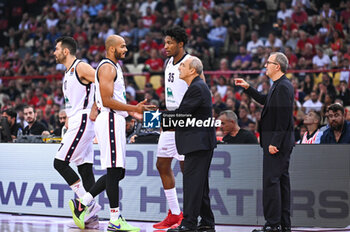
0, 144, 349, 227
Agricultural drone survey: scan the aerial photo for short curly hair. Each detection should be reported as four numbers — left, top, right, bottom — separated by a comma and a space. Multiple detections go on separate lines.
164, 26, 188, 45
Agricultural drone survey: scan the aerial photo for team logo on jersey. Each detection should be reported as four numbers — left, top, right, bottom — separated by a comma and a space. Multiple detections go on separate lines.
167, 87, 174, 99
64, 97, 72, 109
143, 109, 161, 128
70, 67, 74, 75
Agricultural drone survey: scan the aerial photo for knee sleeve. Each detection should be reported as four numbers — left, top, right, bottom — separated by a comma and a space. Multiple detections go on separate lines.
106, 168, 125, 208
53, 158, 80, 186
78, 163, 95, 192
90, 175, 107, 198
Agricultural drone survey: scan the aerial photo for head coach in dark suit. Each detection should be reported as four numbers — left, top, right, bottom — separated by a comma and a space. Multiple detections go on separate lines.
235, 52, 294, 232
163, 56, 217, 232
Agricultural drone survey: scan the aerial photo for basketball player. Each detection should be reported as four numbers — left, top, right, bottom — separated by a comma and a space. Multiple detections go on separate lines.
153, 26, 205, 230
69, 35, 155, 231
53, 36, 100, 229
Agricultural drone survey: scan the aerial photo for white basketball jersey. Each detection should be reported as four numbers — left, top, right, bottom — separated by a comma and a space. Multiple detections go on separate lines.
165, 54, 190, 110
95, 58, 128, 117
63, 59, 94, 118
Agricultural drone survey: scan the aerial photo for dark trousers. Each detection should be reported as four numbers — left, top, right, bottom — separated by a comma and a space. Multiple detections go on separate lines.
263, 148, 292, 227
181, 149, 215, 229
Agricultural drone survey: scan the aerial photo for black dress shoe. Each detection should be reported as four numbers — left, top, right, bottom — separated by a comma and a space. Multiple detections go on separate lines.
197, 224, 215, 232
167, 225, 198, 232
282, 226, 291, 232
252, 225, 281, 232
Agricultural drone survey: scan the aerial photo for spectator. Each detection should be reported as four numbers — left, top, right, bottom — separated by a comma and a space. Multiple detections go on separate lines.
265, 32, 283, 51
296, 30, 315, 55
130, 19, 150, 47
138, 33, 159, 63
144, 49, 163, 73
139, 0, 157, 17
213, 92, 227, 110
212, 58, 231, 79
231, 45, 252, 70
142, 7, 157, 29
284, 46, 298, 69
88, 0, 104, 17
2, 108, 22, 140
302, 90, 323, 113
207, 17, 227, 55
98, 23, 115, 41
218, 110, 258, 144
299, 42, 314, 68
238, 105, 254, 129
320, 3, 336, 19
291, 3, 308, 26
330, 31, 344, 54
312, 47, 331, 69
216, 76, 228, 98
340, 1, 350, 24
282, 17, 298, 37
321, 72, 337, 98
52, 109, 67, 137
230, 4, 249, 43
300, 110, 323, 144
321, 103, 350, 143
246, 31, 264, 55
331, 50, 344, 68
23, 105, 48, 136
301, 74, 314, 96
277, 1, 293, 21
337, 81, 350, 106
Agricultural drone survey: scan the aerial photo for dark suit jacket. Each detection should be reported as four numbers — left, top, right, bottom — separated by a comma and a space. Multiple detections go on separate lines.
245, 75, 295, 153
164, 76, 217, 155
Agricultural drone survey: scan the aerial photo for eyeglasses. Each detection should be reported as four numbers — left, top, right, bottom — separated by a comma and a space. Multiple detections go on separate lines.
266, 61, 279, 65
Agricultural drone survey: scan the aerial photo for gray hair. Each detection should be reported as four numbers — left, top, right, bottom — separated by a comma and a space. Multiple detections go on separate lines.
220, 110, 238, 123
189, 56, 203, 75
271, 52, 289, 73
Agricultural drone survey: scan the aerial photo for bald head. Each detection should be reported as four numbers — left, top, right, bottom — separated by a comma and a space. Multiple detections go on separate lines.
105, 34, 128, 61
105, 35, 124, 50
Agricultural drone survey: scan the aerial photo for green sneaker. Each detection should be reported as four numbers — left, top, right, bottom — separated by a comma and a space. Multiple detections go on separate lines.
68, 198, 88, 229
107, 215, 140, 231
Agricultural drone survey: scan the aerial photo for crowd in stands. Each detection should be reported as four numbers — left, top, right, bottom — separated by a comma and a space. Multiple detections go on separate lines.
0, 0, 350, 144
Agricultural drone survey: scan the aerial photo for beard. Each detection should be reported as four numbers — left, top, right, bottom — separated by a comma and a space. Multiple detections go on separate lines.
56, 53, 66, 64
330, 121, 343, 131
114, 50, 124, 60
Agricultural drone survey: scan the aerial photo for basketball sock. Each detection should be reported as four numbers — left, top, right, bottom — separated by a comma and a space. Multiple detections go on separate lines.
164, 188, 181, 215
70, 181, 86, 198
110, 207, 120, 221
81, 192, 94, 206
